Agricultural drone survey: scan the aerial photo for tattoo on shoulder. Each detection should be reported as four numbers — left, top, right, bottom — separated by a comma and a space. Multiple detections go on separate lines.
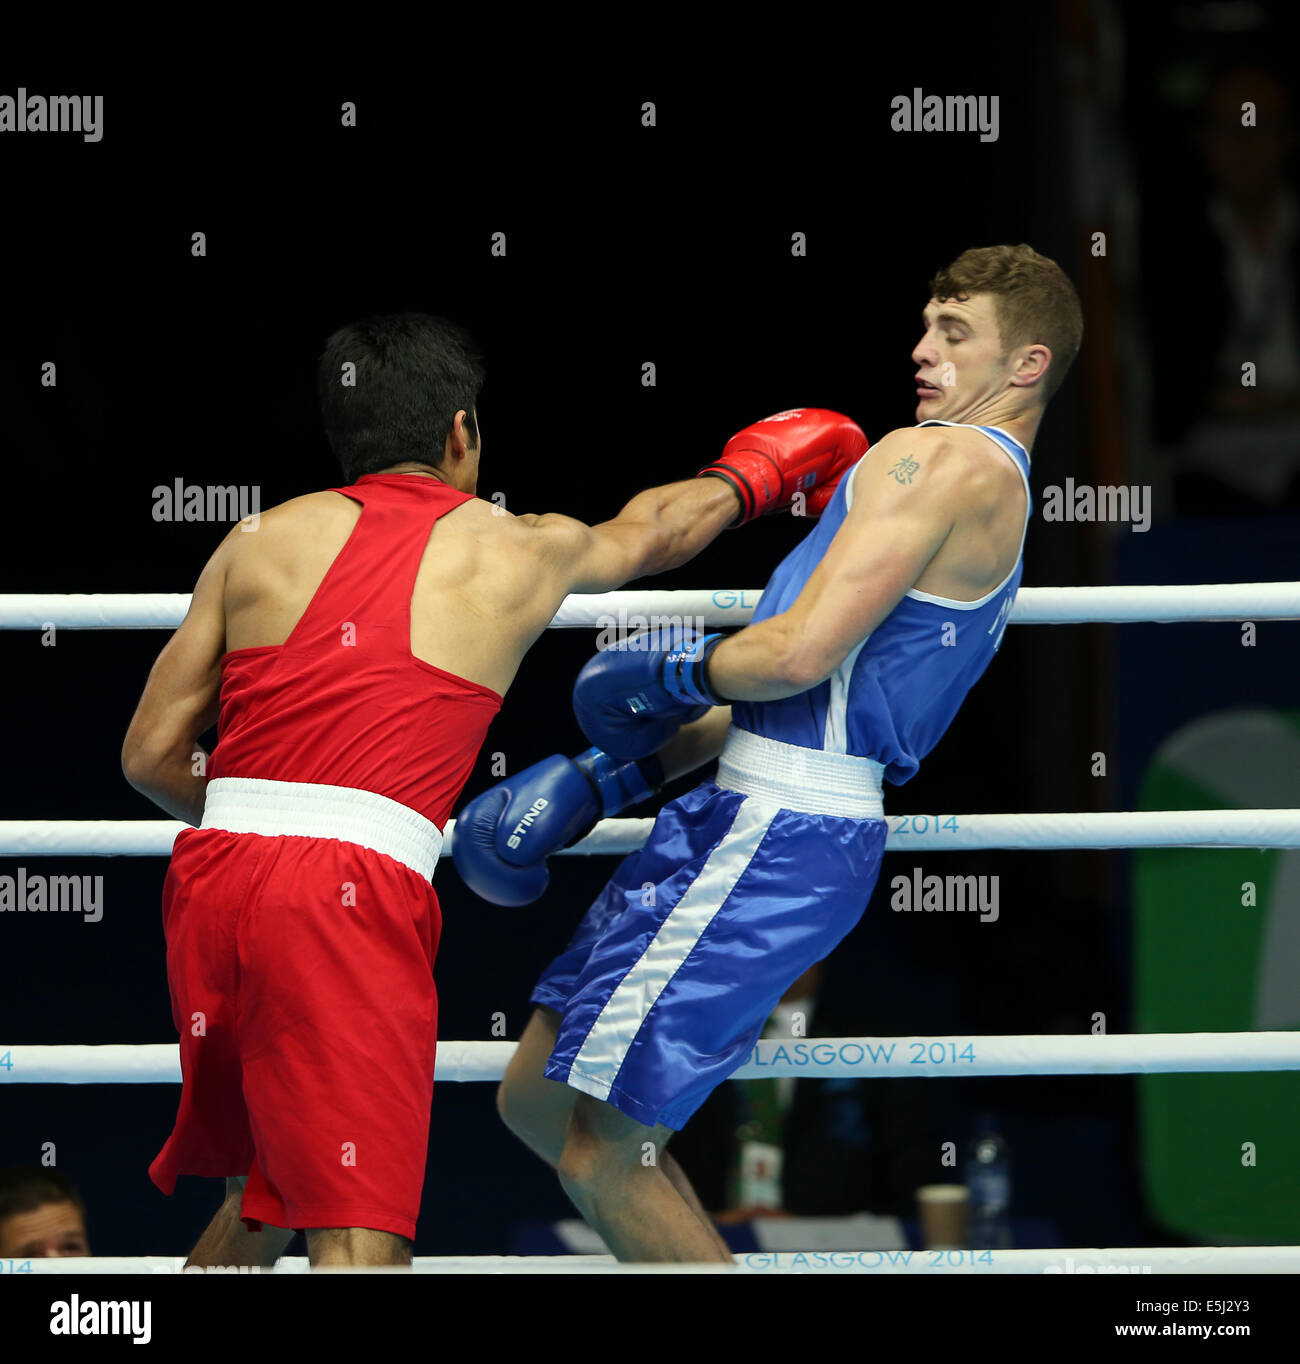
887, 454, 920, 486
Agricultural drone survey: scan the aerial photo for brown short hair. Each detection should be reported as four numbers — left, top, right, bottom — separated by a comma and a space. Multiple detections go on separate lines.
0, 1166, 87, 1224
928, 244, 1083, 402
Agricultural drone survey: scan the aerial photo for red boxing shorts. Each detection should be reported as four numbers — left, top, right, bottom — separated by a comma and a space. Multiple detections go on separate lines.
148, 820, 440, 1241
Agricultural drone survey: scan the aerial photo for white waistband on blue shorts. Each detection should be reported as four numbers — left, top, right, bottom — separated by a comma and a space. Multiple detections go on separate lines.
200, 777, 443, 882
715, 727, 885, 819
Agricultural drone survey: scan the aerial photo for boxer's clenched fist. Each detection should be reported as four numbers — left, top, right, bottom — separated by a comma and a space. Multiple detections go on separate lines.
698, 408, 869, 524
572, 630, 725, 760
452, 748, 663, 906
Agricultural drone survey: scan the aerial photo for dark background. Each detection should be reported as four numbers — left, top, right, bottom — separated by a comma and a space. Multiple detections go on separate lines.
3, 1, 1298, 1255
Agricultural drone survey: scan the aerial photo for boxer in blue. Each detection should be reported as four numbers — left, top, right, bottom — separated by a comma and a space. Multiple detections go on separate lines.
456, 243, 1083, 1261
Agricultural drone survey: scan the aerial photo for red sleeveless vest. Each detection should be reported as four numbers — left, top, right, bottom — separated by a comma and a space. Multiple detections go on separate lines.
208, 474, 502, 828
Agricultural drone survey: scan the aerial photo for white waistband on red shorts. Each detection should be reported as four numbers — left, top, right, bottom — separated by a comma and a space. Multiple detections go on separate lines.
199, 777, 442, 882
715, 727, 885, 819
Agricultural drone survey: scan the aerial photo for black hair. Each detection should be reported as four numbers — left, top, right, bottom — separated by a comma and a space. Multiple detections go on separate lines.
317, 312, 485, 481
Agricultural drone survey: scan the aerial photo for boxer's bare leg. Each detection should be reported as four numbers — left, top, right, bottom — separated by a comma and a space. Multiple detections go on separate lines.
498, 1006, 732, 1258
185, 1177, 295, 1269
305, 1227, 412, 1267
557, 1096, 732, 1262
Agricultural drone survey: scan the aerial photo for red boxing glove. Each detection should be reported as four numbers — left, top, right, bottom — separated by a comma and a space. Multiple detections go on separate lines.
698, 408, 869, 525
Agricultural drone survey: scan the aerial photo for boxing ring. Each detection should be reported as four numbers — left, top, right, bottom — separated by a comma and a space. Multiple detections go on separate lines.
4, 581, 1300, 1273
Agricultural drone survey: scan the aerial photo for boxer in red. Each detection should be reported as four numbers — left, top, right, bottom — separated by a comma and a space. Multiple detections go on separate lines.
121, 312, 862, 1268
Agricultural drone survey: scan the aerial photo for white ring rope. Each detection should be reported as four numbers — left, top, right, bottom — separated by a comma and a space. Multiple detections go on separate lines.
22, 1246, 1300, 1273
2, 581, 1299, 630
5, 1033, 1299, 1085
2, 808, 1297, 858
5, 584, 1293, 1277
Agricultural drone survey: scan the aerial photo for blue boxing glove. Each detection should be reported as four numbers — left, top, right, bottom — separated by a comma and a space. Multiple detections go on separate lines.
452, 747, 664, 907
572, 631, 727, 760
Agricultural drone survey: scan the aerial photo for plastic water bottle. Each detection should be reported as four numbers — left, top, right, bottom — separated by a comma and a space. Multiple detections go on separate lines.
966, 1115, 1012, 1248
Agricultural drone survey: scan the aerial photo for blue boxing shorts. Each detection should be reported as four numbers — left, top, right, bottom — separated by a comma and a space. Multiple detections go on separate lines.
530, 728, 888, 1130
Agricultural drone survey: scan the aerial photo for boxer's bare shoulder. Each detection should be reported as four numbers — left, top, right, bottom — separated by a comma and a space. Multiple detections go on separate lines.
410, 498, 606, 692
922, 427, 1027, 562
857, 425, 1027, 600
424, 498, 640, 607
257, 489, 364, 536
220, 491, 367, 650
939, 424, 1026, 503
420, 496, 586, 603
857, 425, 1023, 509
222, 491, 357, 592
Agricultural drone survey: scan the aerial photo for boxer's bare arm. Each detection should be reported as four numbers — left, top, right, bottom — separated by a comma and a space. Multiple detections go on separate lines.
465, 476, 740, 682
708, 428, 1016, 701
404, 476, 742, 700
655, 705, 733, 781
520, 476, 740, 597
121, 531, 232, 824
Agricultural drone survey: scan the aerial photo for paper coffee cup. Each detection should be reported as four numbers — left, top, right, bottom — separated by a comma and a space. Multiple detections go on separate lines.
916, 1184, 970, 1249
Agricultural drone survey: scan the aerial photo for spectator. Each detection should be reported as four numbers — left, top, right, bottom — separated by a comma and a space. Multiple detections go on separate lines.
1141, 60, 1300, 510
0, 1166, 90, 1258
